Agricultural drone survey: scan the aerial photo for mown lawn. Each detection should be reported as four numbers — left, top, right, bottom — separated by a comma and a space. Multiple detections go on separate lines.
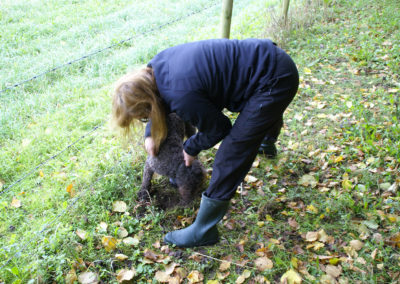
1, 0, 399, 283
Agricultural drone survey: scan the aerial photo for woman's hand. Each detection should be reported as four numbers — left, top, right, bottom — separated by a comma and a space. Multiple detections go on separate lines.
183, 149, 195, 167
144, 137, 156, 157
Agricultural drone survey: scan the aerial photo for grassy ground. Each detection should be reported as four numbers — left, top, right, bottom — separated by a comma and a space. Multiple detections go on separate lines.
1, 0, 399, 283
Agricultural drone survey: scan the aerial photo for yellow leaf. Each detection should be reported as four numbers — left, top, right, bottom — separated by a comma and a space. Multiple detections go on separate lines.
333, 155, 344, 163
66, 184, 75, 197
112, 201, 127, 213
187, 270, 203, 283
101, 236, 117, 252
65, 268, 78, 284
306, 204, 318, 214
257, 221, 265, 227
115, 254, 128, 261
265, 215, 273, 222
11, 197, 21, 208
342, 179, 353, 190
303, 67, 312, 74
329, 258, 340, 265
207, 280, 220, 284
280, 269, 302, 284
39, 170, 44, 177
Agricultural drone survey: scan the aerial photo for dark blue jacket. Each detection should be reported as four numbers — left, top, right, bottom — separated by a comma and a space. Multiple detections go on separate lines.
147, 38, 277, 156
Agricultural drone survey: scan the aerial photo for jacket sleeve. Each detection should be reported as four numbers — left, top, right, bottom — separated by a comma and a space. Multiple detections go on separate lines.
144, 121, 152, 138
175, 93, 232, 156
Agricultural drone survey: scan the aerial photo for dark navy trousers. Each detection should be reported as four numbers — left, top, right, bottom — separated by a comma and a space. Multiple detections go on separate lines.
205, 48, 299, 200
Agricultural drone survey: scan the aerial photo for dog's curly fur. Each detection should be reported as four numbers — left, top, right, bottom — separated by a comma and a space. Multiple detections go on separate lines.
138, 113, 206, 205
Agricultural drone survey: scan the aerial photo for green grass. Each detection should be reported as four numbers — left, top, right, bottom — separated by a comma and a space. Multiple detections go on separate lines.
1, 0, 399, 283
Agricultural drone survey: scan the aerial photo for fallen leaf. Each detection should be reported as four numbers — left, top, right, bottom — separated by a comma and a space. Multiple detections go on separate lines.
349, 240, 364, 251
187, 270, 203, 283
39, 170, 44, 177
117, 227, 129, 239
306, 204, 318, 214
76, 229, 88, 241
65, 269, 78, 284
116, 269, 136, 283
115, 254, 128, 261
143, 248, 159, 262
299, 174, 317, 188
11, 197, 21, 208
325, 265, 341, 278
101, 236, 117, 252
236, 270, 251, 284
305, 231, 319, 242
280, 269, 302, 284
78, 272, 99, 284
112, 201, 127, 213
66, 184, 75, 197
154, 271, 170, 283
254, 257, 273, 271
123, 236, 140, 247
97, 222, 108, 233
386, 232, 400, 248
165, 262, 178, 275
219, 260, 231, 272
245, 175, 258, 183
288, 218, 299, 229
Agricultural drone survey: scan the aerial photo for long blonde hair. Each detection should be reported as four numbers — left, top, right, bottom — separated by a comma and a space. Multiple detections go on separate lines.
112, 67, 167, 154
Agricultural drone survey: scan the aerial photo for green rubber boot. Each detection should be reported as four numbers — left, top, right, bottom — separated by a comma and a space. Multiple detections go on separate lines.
164, 193, 229, 247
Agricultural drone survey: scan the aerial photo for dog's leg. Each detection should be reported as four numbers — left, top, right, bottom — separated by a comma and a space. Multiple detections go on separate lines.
138, 160, 154, 202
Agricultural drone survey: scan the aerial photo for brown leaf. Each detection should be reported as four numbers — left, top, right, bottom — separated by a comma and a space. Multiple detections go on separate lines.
143, 248, 159, 262
288, 218, 299, 230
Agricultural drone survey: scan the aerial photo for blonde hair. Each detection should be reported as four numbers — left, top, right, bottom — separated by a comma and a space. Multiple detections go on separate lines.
112, 67, 167, 154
